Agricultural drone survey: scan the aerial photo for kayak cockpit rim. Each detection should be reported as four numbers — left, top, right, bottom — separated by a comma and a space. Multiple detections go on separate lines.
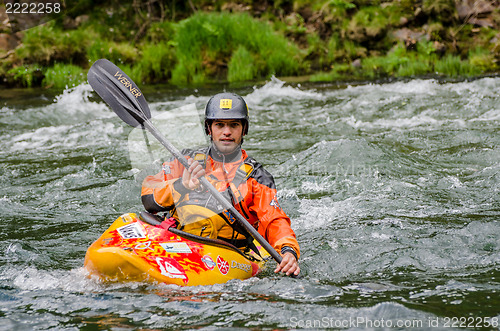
139, 211, 266, 262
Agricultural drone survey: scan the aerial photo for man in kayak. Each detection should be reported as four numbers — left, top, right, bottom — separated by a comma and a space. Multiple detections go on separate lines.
141, 93, 300, 276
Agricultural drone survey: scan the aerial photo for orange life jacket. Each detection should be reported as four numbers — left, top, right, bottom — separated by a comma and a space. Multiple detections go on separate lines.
141, 147, 300, 258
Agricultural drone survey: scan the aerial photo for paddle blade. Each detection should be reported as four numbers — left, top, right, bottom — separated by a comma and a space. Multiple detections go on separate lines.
87, 59, 151, 128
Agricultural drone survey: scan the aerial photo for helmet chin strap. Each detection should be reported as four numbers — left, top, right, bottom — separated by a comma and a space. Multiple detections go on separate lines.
208, 140, 243, 174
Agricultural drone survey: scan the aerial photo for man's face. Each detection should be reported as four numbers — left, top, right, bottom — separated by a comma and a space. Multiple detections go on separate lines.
209, 119, 244, 154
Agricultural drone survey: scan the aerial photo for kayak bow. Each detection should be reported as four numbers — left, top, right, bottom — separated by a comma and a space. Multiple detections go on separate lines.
84, 213, 270, 286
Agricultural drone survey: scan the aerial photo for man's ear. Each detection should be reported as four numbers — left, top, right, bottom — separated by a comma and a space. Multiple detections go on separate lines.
205, 120, 212, 136
242, 122, 248, 136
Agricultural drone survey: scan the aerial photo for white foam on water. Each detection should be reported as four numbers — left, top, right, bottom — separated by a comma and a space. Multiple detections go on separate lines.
277, 187, 299, 200
329, 77, 500, 131
6, 265, 159, 294
437, 176, 464, 189
53, 83, 109, 116
470, 108, 500, 122
338, 106, 495, 131
9, 121, 123, 152
344, 79, 441, 96
340, 113, 463, 130
7, 266, 99, 292
447, 77, 500, 98
245, 76, 323, 106
294, 196, 362, 230
0, 106, 14, 114
301, 179, 333, 192
3, 83, 115, 138
371, 232, 393, 240
343, 77, 499, 99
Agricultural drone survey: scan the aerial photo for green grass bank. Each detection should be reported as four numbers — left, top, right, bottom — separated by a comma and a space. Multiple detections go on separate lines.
0, 0, 499, 89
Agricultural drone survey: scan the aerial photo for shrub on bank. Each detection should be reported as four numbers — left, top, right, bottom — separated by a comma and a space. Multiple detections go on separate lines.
86, 39, 137, 66
434, 54, 482, 77
312, 40, 489, 81
15, 22, 89, 66
42, 63, 86, 89
171, 11, 302, 84
362, 42, 437, 78
133, 43, 176, 84
227, 46, 256, 82
6, 65, 43, 87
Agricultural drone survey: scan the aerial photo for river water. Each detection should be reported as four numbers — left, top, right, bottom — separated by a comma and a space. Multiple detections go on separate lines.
0, 77, 499, 330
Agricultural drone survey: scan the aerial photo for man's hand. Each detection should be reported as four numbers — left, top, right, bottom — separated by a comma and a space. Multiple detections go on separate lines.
182, 157, 205, 190
274, 252, 300, 276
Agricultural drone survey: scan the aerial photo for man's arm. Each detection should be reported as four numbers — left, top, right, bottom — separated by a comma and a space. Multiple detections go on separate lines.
247, 168, 301, 275
141, 156, 206, 213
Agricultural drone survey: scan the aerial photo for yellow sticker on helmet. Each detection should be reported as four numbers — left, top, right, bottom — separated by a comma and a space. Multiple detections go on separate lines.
220, 99, 232, 110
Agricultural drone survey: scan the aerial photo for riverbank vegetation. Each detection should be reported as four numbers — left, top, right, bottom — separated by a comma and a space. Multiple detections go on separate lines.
0, 0, 499, 88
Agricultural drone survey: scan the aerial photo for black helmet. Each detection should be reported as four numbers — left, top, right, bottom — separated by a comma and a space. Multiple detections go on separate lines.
204, 92, 249, 135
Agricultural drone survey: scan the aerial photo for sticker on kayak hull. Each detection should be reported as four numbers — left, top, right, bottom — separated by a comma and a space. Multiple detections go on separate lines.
160, 242, 192, 254
217, 255, 230, 275
117, 223, 146, 239
231, 260, 251, 273
156, 257, 188, 283
201, 255, 216, 270
134, 240, 152, 250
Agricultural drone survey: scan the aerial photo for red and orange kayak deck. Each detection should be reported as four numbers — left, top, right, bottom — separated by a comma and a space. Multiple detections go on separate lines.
84, 213, 270, 286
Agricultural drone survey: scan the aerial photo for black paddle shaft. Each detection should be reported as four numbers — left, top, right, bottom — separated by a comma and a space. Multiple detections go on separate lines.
87, 59, 283, 265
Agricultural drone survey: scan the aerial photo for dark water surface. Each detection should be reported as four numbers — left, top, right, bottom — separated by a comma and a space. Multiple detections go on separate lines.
0, 77, 499, 330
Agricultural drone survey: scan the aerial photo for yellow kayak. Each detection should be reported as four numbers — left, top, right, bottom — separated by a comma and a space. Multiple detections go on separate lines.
84, 212, 270, 286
